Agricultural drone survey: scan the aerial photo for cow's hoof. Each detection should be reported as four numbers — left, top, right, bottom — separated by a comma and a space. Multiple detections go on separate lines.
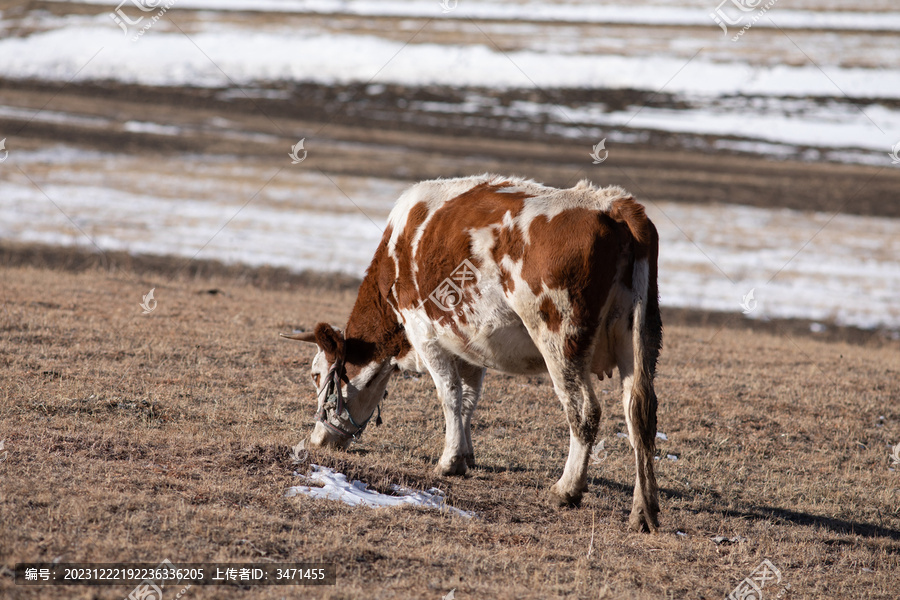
549, 484, 583, 508
628, 508, 659, 533
464, 453, 475, 468
435, 456, 467, 476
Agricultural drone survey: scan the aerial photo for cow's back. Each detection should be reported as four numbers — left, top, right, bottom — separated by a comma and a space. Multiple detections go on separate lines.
385, 174, 643, 372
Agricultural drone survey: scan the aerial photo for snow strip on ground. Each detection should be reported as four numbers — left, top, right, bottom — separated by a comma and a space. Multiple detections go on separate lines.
414, 97, 900, 159
48, 0, 900, 32
2, 25, 899, 99
2, 149, 899, 331
286, 464, 474, 518
0, 147, 900, 330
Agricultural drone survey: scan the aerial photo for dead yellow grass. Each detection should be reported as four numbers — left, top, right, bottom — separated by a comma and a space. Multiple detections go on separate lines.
0, 254, 898, 599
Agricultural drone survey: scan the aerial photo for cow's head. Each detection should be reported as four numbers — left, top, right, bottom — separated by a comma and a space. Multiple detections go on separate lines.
282, 323, 393, 450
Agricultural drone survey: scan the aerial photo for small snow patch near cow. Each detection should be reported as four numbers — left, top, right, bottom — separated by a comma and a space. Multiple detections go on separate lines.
287, 464, 473, 518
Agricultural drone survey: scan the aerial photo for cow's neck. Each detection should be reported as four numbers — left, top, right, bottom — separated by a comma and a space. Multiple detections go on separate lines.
343, 266, 407, 374
338, 267, 406, 423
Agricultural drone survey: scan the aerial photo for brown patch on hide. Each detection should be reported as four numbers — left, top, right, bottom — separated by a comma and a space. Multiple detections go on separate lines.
408, 182, 529, 327
538, 296, 563, 333
521, 208, 622, 361
393, 202, 431, 310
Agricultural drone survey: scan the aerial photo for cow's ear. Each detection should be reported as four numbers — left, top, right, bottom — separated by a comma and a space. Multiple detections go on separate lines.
314, 322, 345, 363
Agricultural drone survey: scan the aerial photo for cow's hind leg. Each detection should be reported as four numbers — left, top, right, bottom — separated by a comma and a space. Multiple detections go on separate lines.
618, 332, 660, 532
543, 353, 601, 507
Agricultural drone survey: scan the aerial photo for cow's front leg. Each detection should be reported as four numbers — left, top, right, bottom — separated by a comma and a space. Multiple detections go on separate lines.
424, 353, 468, 476
458, 362, 485, 468
437, 377, 467, 476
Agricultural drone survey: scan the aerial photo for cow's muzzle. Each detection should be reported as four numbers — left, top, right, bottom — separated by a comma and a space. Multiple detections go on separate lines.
309, 421, 352, 450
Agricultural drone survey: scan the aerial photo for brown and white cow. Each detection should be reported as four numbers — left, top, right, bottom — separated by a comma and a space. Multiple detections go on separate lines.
283, 174, 663, 532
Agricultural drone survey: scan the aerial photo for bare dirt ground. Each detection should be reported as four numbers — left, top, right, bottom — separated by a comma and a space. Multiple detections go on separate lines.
1, 249, 898, 599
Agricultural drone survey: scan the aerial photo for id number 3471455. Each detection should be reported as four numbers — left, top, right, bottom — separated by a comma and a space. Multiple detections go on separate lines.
275, 568, 326, 581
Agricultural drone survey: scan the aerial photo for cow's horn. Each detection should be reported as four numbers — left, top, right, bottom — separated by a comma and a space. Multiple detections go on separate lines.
280, 331, 318, 343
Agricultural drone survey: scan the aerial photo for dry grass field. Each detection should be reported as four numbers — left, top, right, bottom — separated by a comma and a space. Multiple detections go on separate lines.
1, 248, 898, 599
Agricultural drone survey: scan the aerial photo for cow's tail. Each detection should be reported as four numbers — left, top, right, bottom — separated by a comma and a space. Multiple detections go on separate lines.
609, 198, 661, 448
610, 198, 662, 531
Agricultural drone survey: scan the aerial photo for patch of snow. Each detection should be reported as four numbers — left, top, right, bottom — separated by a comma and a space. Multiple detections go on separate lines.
656, 432, 668, 441
0, 104, 111, 128
0, 155, 401, 277
644, 200, 900, 331
46, 1, 900, 32
286, 464, 473, 518
216, 88, 294, 101
2, 26, 900, 99
712, 139, 800, 158
123, 121, 182, 136
492, 98, 900, 157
